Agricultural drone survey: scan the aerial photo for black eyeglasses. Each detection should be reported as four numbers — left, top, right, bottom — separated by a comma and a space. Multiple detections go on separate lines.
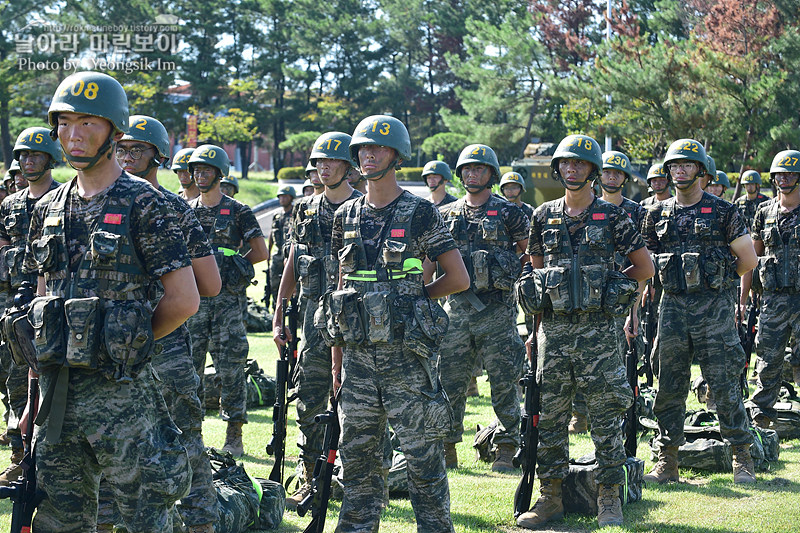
115, 147, 151, 160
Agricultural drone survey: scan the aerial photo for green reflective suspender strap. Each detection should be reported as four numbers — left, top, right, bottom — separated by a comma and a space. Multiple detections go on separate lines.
344, 257, 424, 281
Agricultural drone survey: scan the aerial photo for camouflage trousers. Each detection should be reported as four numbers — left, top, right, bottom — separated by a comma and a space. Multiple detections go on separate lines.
295, 297, 333, 466
268, 253, 284, 313
752, 292, 800, 420
439, 296, 523, 446
536, 312, 632, 484
337, 341, 454, 533
33, 367, 190, 533
653, 289, 752, 448
97, 325, 217, 528
187, 291, 249, 422
0, 343, 26, 450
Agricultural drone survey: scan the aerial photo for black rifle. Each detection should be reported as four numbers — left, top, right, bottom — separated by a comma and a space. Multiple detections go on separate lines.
638, 291, 655, 387
286, 296, 300, 388
296, 393, 340, 533
624, 340, 640, 458
513, 335, 540, 519
263, 268, 272, 315
266, 298, 291, 483
738, 295, 759, 399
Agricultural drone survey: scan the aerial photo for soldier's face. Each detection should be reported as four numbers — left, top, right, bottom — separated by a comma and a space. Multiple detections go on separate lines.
668, 160, 699, 188
706, 184, 724, 197
192, 164, 220, 191
18, 151, 49, 179
600, 169, 626, 188
774, 172, 799, 192
425, 173, 444, 190
278, 194, 293, 207
346, 167, 362, 185
13, 173, 27, 190
649, 177, 669, 193
56, 111, 114, 168
176, 169, 194, 187
461, 164, 492, 188
558, 158, 592, 186
744, 183, 759, 195
358, 145, 397, 174
316, 158, 349, 186
308, 170, 322, 188
220, 183, 236, 196
115, 141, 154, 176
303, 186, 314, 197
501, 183, 522, 200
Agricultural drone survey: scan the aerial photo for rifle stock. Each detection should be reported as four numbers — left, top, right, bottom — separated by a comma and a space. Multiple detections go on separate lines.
739, 295, 759, 399
639, 291, 655, 387
625, 341, 639, 458
287, 296, 300, 390
263, 268, 272, 315
267, 298, 290, 483
513, 333, 540, 519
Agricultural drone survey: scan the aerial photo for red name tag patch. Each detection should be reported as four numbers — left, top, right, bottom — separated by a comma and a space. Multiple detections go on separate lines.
103, 213, 122, 225
390, 229, 405, 238
701, 207, 712, 214
487, 210, 498, 216
220, 209, 231, 215
592, 213, 606, 220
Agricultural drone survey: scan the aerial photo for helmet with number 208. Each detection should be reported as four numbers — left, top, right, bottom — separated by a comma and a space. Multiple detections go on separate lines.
48, 71, 129, 135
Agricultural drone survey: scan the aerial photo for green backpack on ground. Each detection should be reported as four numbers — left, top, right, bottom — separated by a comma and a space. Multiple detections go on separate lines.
562, 453, 644, 515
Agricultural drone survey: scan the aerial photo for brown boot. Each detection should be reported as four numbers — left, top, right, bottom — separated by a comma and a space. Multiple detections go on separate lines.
491, 443, 519, 473
732, 444, 756, 484
0, 430, 10, 446
444, 442, 458, 469
643, 445, 679, 484
597, 484, 623, 527
753, 413, 772, 430
0, 448, 24, 487
516, 478, 564, 528
95, 525, 114, 533
466, 376, 480, 397
285, 461, 313, 511
222, 421, 244, 456
187, 525, 215, 533
568, 412, 588, 434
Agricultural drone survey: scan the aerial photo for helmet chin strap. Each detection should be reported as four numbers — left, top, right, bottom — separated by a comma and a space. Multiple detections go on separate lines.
778, 181, 799, 195
130, 158, 161, 179
197, 174, 220, 193
325, 173, 349, 189
63, 134, 115, 171
674, 176, 698, 190
558, 174, 591, 191
361, 158, 398, 182
598, 182, 624, 194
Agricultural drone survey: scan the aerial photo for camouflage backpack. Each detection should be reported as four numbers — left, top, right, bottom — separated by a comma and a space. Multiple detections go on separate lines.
205, 359, 277, 411
562, 452, 644, 515
745, 382, 800, 440
207, 447, 286, 531
473, 420, 500, 463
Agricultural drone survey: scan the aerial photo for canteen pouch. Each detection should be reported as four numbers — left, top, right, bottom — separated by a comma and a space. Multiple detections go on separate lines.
315, 295, 341, 347
681, 252, 702, 293
655, 252, 681, 294
404, 298, 449, 358
103, 301, 154, 382
64, 297, 102, 369
492, 250, 521, 291
757, 256, 778, 292
579, 265, 605, 312
89, 230, 120, 270
603, 271, 639, 316
28, 295, 66, 369
545, 266, 571, 314
514, 268, 547, 315
328, 289, 364, 345
31, 234, 61, 273
362, 291, 394, 344
1, 308, 37, 371
471, 250, 491, 291
4, 246, 26, 287
296, 252, 321, 299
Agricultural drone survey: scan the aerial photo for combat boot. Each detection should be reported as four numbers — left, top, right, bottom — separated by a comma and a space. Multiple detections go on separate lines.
568, 412, 588, 434
597, 484, 623, 527
95, 525, 114, 532
466, 376, 480, 397
643, 445, 679, 484
491, 443, 519, 473
732, 444, 756, 484
516, 478, 564, 528
0, 430, 10, 446
187, 524, 215, 533
0, 447, 24, 487
222, 421, 244, 456
285, 461, 313, 511
444, 442, 458, 469
753, 413, 771, 430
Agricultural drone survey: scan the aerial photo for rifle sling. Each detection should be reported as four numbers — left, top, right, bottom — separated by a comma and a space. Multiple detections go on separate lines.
34, 366, 70, 444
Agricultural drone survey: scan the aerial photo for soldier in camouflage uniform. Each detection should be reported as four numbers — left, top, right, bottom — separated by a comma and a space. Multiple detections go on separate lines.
306, 161, 325, 195
220, 175, 239, 198
699, 154, 717, 191
516, 134, 653, 529
740, 150, 800, 429
266, 185, 295, 314
302, 179, 315, 197
97, 115, 221, 533
735, 170, 770, 227
500, 171, 534, 221
172, 147, 200, 201
706, 170, 731, 199
5, 161, 20, 195
437, 144, 529, 472
640, 163, 672, 208
187, 144, 268, 456
327, 114, 468, 533
347, 166, 367, 194
26, 71, 199, 532
0, 127, 62, 486
272, 132, 361, 510
641, 138, 758, 485
422, 160, 458, 208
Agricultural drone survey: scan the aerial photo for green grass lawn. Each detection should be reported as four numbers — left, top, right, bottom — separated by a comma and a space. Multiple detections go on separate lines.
1, 281, 798, 531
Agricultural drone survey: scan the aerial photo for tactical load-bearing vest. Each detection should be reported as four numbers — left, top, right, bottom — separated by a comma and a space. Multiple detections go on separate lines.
757, 201, 800, 293
651, 193, 735, 294
293, 193, 338, 300
736, 194, 770, 226
515, 198, 637, 317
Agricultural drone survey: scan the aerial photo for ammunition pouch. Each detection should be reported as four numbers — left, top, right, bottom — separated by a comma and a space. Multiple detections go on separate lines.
102, 300, 154, 382
514, 268, 547, 315
545, 266, 571, 314
0, 304, 37, 371
362, 291, 394, 344
757, 253, 800, 293
469, 249, 521, 293
402, 298, 449, 358
314, 293, 340, 347
64, 297, 102, 369
295, 244, 322, 299
323, 288, 365, 345
656, 251, 733, 294
28, 295, 66, 370
578, 265, 604, 313
1, 245, 27, 288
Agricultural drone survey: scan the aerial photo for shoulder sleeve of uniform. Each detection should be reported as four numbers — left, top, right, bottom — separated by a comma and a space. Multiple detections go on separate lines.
412, 199, 456, 262
233, 199, 264, 241
130, 183, 192, 278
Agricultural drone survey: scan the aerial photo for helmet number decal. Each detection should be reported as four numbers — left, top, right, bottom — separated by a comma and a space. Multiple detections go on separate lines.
680, 141, 699, 153
608, 155, 627, 168
317, 139, 342, 151
25, 132, 45, 145
471, 146, 486, 156
59, 80, 99, 100
566, 137, 593, 151
134, 118, 148, 131
199, 148, 216, 159
360, 121, 391, 136
778, 156, 799, 167
178, 154, 191, 163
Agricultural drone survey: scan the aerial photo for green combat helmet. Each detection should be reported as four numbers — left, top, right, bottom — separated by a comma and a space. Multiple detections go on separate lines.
770, 150, 800, 194
171, 147, 195, 172
712, 170, 731, 189
48, 71, 129, 170
705, 155, 717, 178
740, 170, 762, 185
277, 185, 296, 198
188, 144, 230, 192
551, 134, 603, 190
600, 150, 632, 193
13, 126, 63, 181
499, 171, 526, 192
8, 160, 20, 178
422, 161, 453, 183
220, 175, 239, 195
310, 132, 353, 189
647, 163, 669, 182
663, 139, 707, 189
305, 161, 315, 177
119, 115, 170, 177
456, 144, 501, 192
350, 115, 411, 181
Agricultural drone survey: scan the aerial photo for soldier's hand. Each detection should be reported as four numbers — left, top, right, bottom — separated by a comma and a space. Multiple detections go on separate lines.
273, 325, 291, 347
332, 346, 343, 394
624, 314, 637, 339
